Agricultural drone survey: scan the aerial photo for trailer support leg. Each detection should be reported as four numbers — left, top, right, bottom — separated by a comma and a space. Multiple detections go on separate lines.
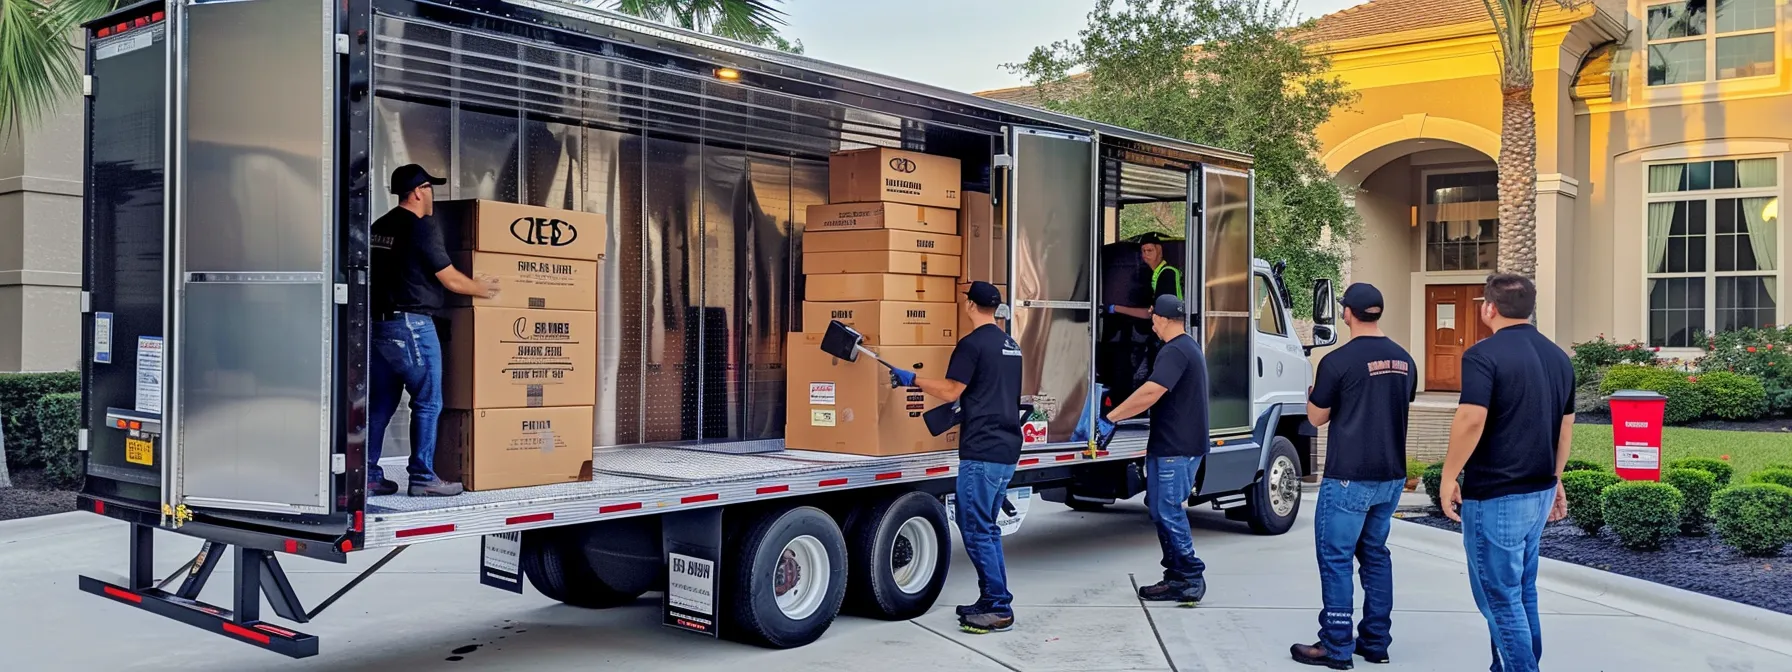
176, 541, 223, 600
129, 523, 155, 590
233, 546, 310, 624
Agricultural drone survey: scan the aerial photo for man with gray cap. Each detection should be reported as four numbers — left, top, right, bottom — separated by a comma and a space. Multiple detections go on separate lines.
1290, 283, 1414, 669
892, 280, 1023, 634
366, 164, 499, 498
1102, 294, 1210, 605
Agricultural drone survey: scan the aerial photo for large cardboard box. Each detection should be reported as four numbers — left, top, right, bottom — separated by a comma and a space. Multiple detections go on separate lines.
958, 191, 1007, 283
804, 202, 957, 235
829, 148, 962, 209
803, 230, 963, 257
957, 283, 1009, 337
804, 250, 961, 278
806, 274, 957, 303
785, 336, 958, 456
802, 300, 956, 346
449, 251, 598, 311
442, 307, 597, 409
437, 199, 606, 261
437, 406, 594, 491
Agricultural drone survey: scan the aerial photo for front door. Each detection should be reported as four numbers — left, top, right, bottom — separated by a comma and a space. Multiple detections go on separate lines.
1424, 284, 1489, 391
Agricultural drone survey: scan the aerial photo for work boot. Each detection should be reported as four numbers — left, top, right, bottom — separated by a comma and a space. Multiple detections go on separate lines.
956, 599, 997, 617
1137, 578, 1203, 606
957, 611, 1013, 634
367, 478, 399, 497
1354, 643, 1390, 664
1290, 642, 1354, 670
409, 479, 464, 497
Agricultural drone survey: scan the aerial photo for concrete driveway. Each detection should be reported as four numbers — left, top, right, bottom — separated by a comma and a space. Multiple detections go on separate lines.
3, 494, 1789, 671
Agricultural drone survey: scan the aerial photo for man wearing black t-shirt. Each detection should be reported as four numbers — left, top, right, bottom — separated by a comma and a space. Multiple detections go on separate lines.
1438, 274, 1574, 672
367, 164, 500, 498
1103, 295, 1210, 605
893, 281, 1023, 634
1289, 283, 1415, 670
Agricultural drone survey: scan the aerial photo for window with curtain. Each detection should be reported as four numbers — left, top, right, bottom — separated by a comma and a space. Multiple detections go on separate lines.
1645, 157, 1779, 347
1424, 171, 1499, 271
1646, 0, 1777, 86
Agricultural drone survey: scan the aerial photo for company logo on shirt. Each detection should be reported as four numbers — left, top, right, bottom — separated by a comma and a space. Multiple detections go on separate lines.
1366, 360, 1411, 376
1002, 337, 1022, 357
511, 216, 579, 247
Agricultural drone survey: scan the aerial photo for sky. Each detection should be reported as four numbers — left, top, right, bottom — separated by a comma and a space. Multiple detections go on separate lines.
778, 0, 1367, 94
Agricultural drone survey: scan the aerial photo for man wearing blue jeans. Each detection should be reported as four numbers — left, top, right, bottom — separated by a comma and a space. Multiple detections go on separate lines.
1438, 274, 1575, 672
366, 164, 500, 498
898, 281, 1023, 633
1104, 295, 1210, 604
1290, 283, 1415, 670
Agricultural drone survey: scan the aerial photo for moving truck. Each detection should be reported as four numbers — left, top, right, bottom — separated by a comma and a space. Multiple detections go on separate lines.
73, 0, 1342, 657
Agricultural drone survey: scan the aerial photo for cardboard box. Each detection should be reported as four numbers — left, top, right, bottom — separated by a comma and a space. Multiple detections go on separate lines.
437, 406, 594, 491
806, 274, 958, 303
785, 336, 958, 456
802, 301, 956, 346
442, 307, 597, 409
449, 251, 598, 311
958, 191, 1007, 283
804, 250, 961, 278
437, 199, 606, 261
829, 148, 961, 209
957, 283, 1009, 337
803, 230, 963, 257
804, 202, 958, 235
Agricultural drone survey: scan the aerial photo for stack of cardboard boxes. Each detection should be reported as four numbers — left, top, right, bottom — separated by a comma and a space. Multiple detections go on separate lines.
435, 200, 605, 491
955, 190, 1008, 337
786, 148, 964, 456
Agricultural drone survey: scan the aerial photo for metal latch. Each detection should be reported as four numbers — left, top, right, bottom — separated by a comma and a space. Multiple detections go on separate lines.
81, 291, 91, 313
992, 154, 1013, 168
79, 429, 90, 453
334, 283, 348, 304
83, 75, 93, 97
331, 454, 346, 474
334, 34, 350, 55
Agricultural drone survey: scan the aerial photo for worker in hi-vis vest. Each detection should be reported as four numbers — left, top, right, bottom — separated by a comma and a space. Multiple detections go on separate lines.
1104, 231, 1183, 321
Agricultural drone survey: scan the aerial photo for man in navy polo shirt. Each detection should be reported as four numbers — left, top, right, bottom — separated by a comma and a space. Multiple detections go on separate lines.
1437, 274, 1574, 672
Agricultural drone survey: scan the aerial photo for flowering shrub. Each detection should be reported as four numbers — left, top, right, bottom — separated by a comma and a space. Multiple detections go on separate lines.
1695, 327, 1792, 417
1599, 364, 1705, 424
1571, 335, 1659, 385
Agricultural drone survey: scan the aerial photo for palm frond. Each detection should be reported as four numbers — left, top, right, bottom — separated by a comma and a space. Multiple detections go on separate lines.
607, 0, 786, 43
0, 0, 117, 136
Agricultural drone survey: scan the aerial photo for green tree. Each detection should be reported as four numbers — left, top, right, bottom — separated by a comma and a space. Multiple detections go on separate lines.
1477, 0, 1581, 279
1009, 0, 1359, 317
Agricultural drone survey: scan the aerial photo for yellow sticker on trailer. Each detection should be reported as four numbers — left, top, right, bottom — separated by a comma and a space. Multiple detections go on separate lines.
125, 436, 153, 466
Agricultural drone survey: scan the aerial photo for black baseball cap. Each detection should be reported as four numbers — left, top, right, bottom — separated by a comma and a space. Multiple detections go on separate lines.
1339, 283, 1384, 320
390, 164, 447, 195
1133, 231, 1174, 245
1152, 295, 1186, 320
964, 281, 1003, 308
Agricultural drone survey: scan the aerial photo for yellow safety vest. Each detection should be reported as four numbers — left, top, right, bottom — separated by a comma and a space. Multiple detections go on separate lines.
1151, 263, 1183, 301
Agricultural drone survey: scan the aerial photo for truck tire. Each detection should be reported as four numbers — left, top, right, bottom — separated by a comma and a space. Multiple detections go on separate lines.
1243, 437, 1303, 535
520, 529, 646, 608
843, 491, 951, 620
723, 506, 848, 648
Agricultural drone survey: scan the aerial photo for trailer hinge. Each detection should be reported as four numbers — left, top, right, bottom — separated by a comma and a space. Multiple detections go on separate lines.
333, 283, 348, 305
81, 290, 91, 313
992, 154, 1013, 168
335, 34, 350, 55
79, 428, 90, 452
83, 75, 93, 97
330, 454, 346, 475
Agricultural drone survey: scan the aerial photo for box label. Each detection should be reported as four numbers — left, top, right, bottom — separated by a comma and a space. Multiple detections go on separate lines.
1615, 446, 1660, 470
1022, 420, 1048, 446
809, 382, 836, 405
134, 336, 163, 415
811, 410, 837, 427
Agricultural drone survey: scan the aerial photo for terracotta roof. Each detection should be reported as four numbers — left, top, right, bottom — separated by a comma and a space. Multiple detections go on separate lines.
1298, 0, 1497, 44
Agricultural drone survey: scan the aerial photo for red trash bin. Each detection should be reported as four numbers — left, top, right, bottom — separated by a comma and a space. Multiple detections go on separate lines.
1609, 390, 1666, 482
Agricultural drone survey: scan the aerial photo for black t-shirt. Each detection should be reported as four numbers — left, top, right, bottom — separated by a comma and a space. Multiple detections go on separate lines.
947, 324, 1024, 465
1458, 324, 1576, 500
1311, 336, 1416, 481
1144, 333, 1209, 457
371, 207, 454, 317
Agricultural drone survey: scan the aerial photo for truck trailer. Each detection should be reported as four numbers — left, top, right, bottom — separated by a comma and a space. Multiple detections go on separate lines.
74, 0, 1341, 657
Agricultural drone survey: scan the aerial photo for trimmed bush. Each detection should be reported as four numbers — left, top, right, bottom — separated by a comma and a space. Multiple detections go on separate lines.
1422, 462, 1445, 511
1662, 468, 1717, 535
1667, 457, 1734, 487
1602, 481, 1684, 551
1710, 484, 1792, 557
1561, 470, 1622, 535
1563, 459, 1605, 473
1599, 364, 1704, 424
32, 393, 83, 489
0, 371, 80, 468
1692, 371, 1768, 420
1746, 468, 1792, 490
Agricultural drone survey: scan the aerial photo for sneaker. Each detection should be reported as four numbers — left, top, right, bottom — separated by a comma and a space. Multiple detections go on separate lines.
958, 611, 1013, 634
1290, 642, 1354, 670
1138, 578, 1204, 606
367, 479, 399, 497
1354, 643, 1389, 664
409, 479, 464, 497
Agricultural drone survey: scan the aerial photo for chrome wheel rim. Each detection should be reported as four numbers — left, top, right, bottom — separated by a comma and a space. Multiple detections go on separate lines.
890, 517, 938, 594
1269, 455, 1300, 517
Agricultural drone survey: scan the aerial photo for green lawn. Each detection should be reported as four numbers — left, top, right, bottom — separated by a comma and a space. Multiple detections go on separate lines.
1570, 424, 1792, 481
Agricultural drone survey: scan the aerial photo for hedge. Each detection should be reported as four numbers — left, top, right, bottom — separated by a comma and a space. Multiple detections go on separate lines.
1667, 457, 1735, 487
0, 371, 80, 469
1662, 468, 1717, 535
32, 393, 83, 489
1562, 470, 1621, 535
1691, 372, 1768, 420
1563, 459, 1604, 473
1746, 468, 1792, 490
1421, 462, 1450, 512
1711, 484, 1792, 557
1602, 481, 1684, 551
1599, 365, 1703, 425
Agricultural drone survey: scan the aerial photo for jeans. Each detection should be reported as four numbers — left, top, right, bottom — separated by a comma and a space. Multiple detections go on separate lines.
368, 313, 445, 485
1313, 477, 1404, 661
1145, 455, 1206, 582
1461, 487, 1557, 672
956, 459, 1017, 616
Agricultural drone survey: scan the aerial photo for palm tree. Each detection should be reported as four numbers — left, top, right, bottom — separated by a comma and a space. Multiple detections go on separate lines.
1478, 0, 1576, 280
610, 0, 792, 47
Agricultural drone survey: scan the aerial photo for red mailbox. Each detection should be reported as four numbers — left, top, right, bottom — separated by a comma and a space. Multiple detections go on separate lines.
1609, 390, 1667, 481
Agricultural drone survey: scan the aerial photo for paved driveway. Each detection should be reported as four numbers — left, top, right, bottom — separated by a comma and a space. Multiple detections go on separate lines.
3, 494, 1788, 671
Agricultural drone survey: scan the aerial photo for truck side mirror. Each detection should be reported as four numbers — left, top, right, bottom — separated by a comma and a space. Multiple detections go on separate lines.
1307, 278, 1338, 354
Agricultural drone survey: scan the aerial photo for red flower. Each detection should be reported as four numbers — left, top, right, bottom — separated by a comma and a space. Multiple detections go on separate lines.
1721, 455, 1731, 461
1748, 346, 1757, 353
1688, 376, 1699, 383
1654, 346, 1662, 352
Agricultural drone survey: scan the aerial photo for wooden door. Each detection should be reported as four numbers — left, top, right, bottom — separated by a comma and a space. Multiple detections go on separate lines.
1425, 285, 1487, 392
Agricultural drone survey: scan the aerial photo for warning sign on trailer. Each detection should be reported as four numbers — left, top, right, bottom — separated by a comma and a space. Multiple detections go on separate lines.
480, 533, 524, 594
666, 552, 717, 636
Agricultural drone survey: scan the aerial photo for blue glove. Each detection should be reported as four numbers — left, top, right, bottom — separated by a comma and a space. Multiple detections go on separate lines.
1104, 304, 1118, 315
890, 367, 917, 388
1097, 415, 1116, 440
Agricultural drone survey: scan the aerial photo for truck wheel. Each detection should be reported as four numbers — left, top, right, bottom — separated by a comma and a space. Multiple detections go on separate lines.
520, 529, 647, 608
844, 491, 951, 620
724, 506, 848, 648
1244, 437, 1303, 535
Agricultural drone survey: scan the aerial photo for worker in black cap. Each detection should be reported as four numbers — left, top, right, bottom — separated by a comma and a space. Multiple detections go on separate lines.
365, 164, 500, 498
1104, 231, 1184, 320
1102, 294, 1210, 605
890, 280, 1023, 634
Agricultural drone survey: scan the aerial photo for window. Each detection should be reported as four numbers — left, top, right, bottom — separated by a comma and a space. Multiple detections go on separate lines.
1255, 275, 1287, 336
1646, 0, 1777, 86
1645, 157, 1779, 347
1424, 171, 1499, 271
